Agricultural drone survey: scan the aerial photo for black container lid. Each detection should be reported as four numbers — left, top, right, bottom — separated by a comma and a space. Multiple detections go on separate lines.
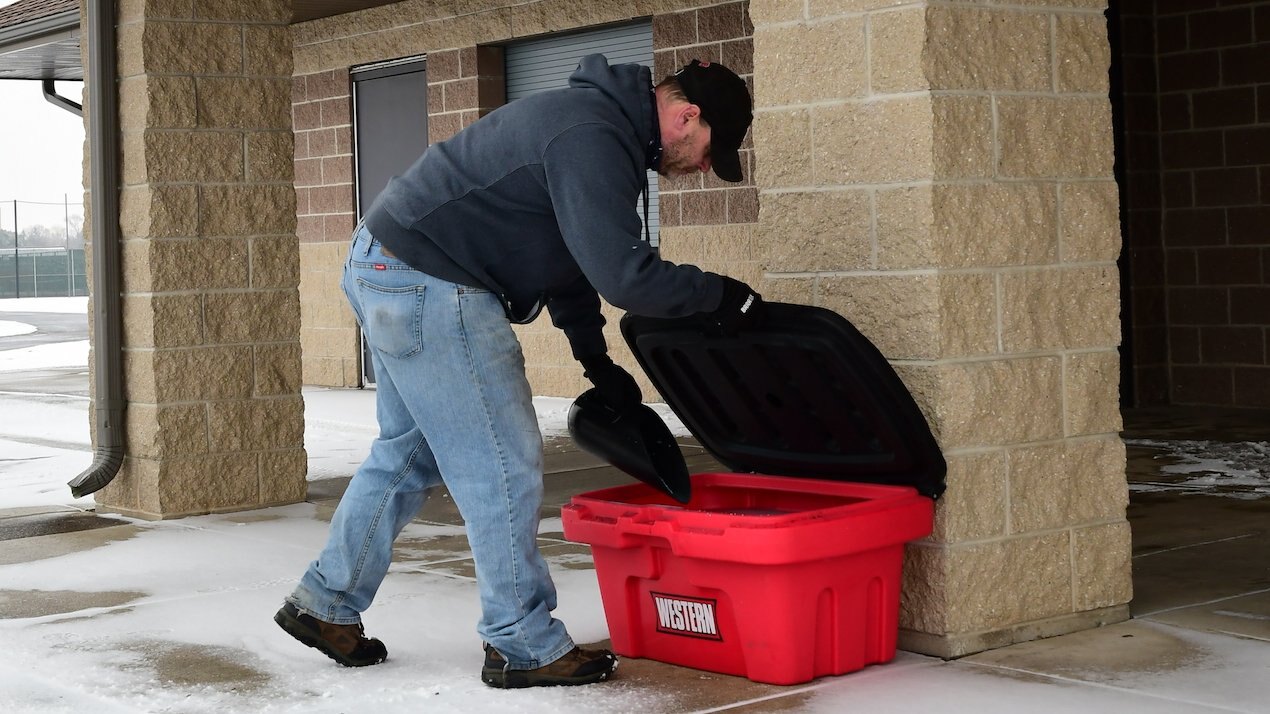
620, 302, 946, 498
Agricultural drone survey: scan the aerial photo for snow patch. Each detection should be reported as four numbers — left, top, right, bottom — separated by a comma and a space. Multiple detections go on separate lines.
1126, 438, 1270, 499
0, 319, 36, 337
0, 339, 89, 371
0, 296, 88, 314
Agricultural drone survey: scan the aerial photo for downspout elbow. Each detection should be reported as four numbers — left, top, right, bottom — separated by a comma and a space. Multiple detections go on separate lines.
42, 78, 83, 116
68, 424, 124, 497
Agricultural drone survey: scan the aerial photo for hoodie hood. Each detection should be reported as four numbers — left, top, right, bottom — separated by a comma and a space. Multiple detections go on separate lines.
568, 54, 656, 159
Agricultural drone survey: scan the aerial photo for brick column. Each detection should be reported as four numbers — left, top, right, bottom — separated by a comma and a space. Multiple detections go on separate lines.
99, 0, 306, 518
654, 1, 760, 277
427, 45, 506, 143
751, 0, 1130, 656
294, 67, 358, 387
1153, 2, 1270, 407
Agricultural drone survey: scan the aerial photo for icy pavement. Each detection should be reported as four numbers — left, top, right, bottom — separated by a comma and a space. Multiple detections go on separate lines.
2, 296, 1269, 713
3, 490, 1268, 713
1126, 438, 1270, 499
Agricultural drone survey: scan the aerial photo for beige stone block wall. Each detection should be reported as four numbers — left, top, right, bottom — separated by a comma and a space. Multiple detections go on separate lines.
753, 0, 1128, 657
96, 0, 306, 519
299, 240, 359, 386
290, 0, 688, 99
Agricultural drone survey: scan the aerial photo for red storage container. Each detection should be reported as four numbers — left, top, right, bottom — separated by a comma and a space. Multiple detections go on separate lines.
562, 473, 933, 685
564, 303, 946, 685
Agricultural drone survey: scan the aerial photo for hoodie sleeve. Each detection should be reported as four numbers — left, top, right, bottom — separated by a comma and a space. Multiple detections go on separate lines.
541, 123, 725, 318
546, 272, 607, 360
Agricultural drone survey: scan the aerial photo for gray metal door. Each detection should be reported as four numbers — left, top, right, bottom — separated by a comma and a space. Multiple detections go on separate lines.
353, 57, 429, 215
352, 57, 428, 385
505, 22, 660, 245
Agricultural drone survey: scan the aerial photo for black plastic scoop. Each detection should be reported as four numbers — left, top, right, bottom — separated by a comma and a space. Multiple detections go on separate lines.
567, 388, 692, 503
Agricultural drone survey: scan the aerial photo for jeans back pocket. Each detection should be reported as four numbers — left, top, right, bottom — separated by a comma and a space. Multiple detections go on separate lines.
354, 279, 425, 359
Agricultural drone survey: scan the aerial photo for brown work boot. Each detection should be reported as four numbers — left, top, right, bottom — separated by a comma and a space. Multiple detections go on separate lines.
274, 602, 387, 667
481, 642, 618, 688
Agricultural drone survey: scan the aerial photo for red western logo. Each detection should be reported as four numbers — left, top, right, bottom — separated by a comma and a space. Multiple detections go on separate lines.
652, 593, 722, 641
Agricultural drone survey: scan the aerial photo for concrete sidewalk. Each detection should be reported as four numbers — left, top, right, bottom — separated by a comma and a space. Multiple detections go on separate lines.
1, 387, 1267, 712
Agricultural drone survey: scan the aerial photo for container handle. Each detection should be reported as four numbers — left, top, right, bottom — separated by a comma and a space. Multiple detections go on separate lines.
613, 516, 684, 547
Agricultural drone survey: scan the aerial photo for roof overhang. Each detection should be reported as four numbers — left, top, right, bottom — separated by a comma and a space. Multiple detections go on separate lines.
0, 5, 80, 81
0, 1, 406, 81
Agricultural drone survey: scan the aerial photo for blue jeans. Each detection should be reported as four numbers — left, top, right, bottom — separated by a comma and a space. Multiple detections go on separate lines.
287, 222, 575, 670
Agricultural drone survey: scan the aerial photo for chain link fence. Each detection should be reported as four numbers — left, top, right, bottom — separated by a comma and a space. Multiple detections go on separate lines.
0, 198, 86, 299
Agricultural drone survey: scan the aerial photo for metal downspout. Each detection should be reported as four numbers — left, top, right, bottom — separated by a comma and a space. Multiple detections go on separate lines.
68, 0, 124, 497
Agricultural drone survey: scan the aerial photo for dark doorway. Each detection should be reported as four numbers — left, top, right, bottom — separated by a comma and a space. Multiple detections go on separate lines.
351, 57, 428, 385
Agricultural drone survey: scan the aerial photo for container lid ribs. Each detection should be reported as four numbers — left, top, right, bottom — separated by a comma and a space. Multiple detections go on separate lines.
619, 302, 946, 498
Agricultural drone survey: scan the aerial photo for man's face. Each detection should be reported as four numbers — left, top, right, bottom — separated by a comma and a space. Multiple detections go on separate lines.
658, 115, 713, 179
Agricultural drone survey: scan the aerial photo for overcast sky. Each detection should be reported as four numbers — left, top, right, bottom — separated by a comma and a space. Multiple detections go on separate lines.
0, 0, 87, 229
0, 79, 85, 198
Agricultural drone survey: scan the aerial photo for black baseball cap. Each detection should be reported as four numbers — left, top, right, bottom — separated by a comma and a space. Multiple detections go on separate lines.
675, 59, 753, 182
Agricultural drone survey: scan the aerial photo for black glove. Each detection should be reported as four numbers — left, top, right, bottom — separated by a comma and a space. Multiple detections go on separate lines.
580, 354, 642, 409
709, 276, 764, 333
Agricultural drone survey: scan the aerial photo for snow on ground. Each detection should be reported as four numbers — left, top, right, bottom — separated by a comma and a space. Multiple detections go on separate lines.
0, 497, 668, 714
0, 339, 89, 372
0, 436, 93, 508
1126, 438, 1270, 499
0, 319, 36, 337
0, 296, 89, 313
0, 297, 91, 370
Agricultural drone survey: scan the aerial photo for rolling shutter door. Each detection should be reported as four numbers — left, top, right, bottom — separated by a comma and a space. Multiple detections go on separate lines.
505, 22, 660, 245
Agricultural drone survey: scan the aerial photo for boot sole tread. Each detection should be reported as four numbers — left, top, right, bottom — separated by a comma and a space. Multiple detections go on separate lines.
481, 663, 616, 688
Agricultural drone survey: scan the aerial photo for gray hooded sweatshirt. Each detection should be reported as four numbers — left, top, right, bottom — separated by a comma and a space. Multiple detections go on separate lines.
365, 54, 726, 360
